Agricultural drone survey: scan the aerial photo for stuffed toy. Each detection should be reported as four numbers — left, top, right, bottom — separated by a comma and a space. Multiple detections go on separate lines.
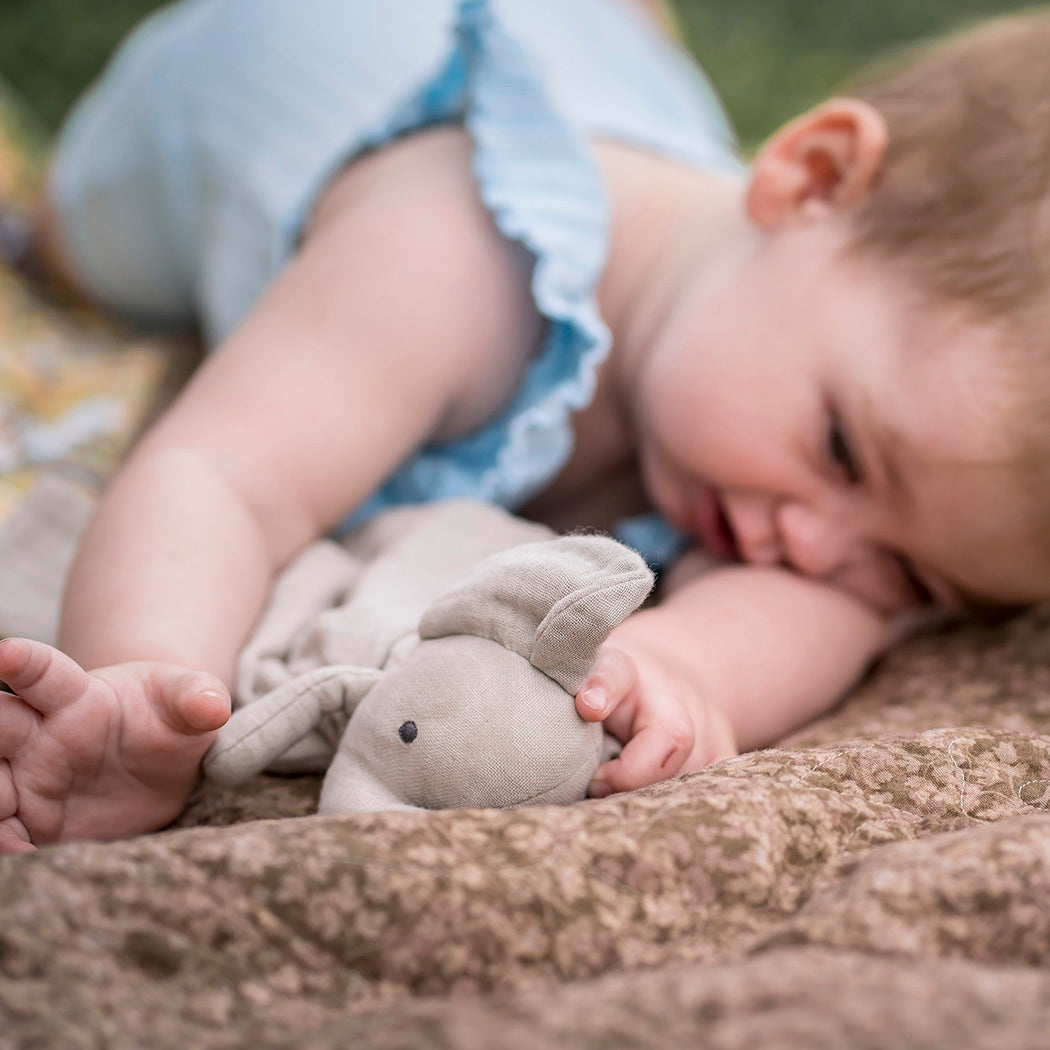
203, 501, 654, 812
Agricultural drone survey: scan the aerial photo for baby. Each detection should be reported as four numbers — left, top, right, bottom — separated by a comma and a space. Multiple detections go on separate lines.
1, 0, 1047, 852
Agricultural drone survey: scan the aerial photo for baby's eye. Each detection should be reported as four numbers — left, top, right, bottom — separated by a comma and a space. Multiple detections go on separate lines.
827, 414, 861, 484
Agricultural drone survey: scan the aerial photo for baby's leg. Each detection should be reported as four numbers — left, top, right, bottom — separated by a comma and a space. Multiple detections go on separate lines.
0, 637, 229, 852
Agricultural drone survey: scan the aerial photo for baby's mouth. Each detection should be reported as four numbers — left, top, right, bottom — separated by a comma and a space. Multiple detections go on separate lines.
694, 488, 739, 561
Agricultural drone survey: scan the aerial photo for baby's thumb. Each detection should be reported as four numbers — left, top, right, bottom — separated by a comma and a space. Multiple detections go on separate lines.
161, 669, 231, 733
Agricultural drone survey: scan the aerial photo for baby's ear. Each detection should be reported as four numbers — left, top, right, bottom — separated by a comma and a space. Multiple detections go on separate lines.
419, 534, 653, 692
746, 98, 887, 228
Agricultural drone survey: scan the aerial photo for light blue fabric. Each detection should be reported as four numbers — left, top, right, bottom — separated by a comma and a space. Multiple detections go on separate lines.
50, 0, 744, 569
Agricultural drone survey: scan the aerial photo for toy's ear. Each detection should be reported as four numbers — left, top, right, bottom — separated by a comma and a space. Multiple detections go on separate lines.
419, 534, 654, 693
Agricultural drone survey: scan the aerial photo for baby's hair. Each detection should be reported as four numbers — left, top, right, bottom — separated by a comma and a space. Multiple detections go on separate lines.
840, 9, 1050, 583
845, 8, 1050, 321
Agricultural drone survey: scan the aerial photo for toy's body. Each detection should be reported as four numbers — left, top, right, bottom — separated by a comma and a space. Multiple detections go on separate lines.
204, 502, 654, 811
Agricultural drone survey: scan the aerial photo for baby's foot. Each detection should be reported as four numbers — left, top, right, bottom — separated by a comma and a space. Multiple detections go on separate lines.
0, 637, 229, 852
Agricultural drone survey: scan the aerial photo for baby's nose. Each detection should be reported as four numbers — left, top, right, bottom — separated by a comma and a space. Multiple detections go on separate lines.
776, 499, 862, 580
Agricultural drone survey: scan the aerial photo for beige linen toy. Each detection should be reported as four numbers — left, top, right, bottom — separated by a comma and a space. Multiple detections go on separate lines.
203, 501, 654, 812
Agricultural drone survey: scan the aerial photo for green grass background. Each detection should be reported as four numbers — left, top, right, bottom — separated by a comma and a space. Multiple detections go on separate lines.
0, 0, 1036, 147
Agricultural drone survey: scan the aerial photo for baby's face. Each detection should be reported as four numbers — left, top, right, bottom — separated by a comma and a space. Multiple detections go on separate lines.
632, 219, 1044, 613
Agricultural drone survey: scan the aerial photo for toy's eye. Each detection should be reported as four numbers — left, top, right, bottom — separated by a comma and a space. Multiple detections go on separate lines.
398, 720, 418, 744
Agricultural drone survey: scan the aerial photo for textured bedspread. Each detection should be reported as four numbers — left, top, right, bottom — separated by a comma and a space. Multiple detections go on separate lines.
5, 605, 1050, 1048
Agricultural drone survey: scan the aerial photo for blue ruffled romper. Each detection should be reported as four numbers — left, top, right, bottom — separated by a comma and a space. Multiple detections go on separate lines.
49, 0, 745, 567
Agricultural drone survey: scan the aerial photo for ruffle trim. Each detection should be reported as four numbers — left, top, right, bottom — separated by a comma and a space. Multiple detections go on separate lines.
346, 0, 612, 526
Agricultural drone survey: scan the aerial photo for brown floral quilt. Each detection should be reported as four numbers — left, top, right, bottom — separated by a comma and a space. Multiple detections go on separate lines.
4, 609, 1050, 1048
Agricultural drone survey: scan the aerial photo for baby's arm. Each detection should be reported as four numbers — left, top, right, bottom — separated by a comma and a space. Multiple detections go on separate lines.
60, 129, 539, 680
577, 554, 890, 795
0, 129, 539, 850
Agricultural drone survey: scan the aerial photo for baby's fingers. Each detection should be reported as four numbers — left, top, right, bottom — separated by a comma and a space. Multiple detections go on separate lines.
0, 763, 33, 855
588, 717, 693, 797
0, 638, 92, 714
0, 819, 35, 854
0, 815, 35, 854
0, 691, 36, 754
576, 647, 638, 722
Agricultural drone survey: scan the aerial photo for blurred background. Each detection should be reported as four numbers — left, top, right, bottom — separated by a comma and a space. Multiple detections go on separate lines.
0, 0, 1037, 148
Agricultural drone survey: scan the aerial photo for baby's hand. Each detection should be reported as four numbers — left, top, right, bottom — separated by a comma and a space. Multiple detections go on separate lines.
0, 638, 230, 853
575, 643, 737, 798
